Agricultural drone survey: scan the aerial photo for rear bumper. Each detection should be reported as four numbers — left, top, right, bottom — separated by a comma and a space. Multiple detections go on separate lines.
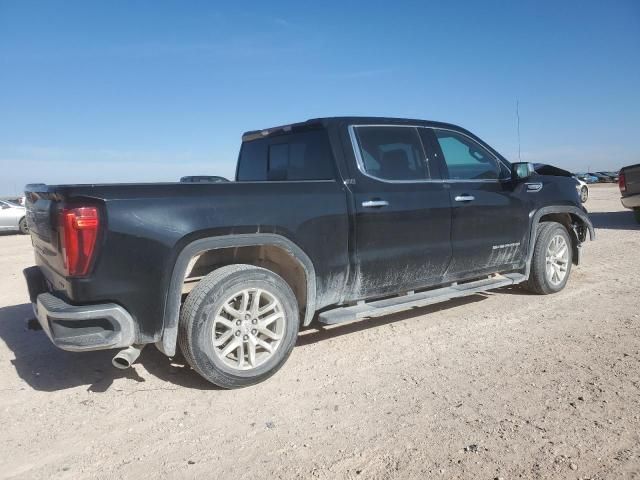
24, 266, 136, 352
621, 194, 640, 209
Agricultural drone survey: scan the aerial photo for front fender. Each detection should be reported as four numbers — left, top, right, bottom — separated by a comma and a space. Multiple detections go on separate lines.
524, 206, 595, 277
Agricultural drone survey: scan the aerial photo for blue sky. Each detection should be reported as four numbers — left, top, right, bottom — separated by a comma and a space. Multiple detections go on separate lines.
0, 0, 638, 194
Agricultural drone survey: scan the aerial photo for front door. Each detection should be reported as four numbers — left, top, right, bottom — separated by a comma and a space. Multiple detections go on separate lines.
425, 127, 529, 280
345, 124, 452, 300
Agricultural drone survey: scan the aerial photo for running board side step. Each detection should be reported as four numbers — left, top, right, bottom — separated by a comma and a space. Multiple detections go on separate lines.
318, 273, 526, 325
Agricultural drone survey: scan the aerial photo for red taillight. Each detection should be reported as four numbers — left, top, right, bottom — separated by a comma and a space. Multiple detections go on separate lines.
59, 206, 100, 276
619, 172, 626, 192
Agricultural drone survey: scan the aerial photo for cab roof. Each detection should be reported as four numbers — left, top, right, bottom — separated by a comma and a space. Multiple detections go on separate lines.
241, 116, 466, 142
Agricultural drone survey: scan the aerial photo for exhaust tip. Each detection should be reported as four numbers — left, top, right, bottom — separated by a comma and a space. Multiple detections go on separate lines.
112, 344, 144, 370
112, 356, 131, 369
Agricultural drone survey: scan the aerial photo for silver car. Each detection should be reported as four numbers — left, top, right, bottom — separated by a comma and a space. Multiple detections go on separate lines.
0, 200, 28, 234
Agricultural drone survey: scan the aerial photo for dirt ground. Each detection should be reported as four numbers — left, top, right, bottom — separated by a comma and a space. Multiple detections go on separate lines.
0, 183, 638, 480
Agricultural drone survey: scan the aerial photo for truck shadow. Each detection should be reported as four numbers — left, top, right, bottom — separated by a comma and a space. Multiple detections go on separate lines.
589, 211, 639, 230
2, 294, 495, 392
0, 303, 217, 392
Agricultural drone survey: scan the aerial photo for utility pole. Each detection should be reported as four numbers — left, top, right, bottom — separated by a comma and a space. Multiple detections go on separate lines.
516, 99, 521, 162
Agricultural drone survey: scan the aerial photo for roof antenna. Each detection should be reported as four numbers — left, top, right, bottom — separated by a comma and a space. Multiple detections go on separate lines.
516, 99, 522, 162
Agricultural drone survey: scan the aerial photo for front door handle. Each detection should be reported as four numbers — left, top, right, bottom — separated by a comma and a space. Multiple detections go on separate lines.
362, 200, 389, 208
454, 195, 475, 202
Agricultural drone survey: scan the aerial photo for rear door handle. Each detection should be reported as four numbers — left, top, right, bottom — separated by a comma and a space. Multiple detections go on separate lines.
454, 195, 475, 202
362, 200, 389, 208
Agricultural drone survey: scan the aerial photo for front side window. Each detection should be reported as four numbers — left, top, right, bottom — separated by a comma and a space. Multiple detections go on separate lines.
236, 129, 335, 181
353, 126, 430, 181
434, 129, 499, 180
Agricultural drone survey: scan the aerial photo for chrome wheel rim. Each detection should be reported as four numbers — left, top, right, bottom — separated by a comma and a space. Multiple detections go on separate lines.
212, 288, 285, 371
580, 187, 588, 203
545, 234, 569, 286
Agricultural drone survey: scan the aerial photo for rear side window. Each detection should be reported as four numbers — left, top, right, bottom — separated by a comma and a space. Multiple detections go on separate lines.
353, 126, 430, 181
434, 129, 499, 180
236, 130, 335, 181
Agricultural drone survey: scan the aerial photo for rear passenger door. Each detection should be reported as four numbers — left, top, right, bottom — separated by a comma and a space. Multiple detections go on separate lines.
346, 125, 452, 299
424, 128, 528, 279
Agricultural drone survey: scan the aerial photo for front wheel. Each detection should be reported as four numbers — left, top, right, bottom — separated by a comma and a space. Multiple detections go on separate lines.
19, 217, 29, 234
178, 264, 299, 388
523, 222, 573, 295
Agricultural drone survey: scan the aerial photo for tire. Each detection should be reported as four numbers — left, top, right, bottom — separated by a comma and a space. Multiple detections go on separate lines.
18, 217, 29, 234
580, 186, 588, 203
178, 264, 299, 388
523, 222, 573, 295
634, 208, 640, 224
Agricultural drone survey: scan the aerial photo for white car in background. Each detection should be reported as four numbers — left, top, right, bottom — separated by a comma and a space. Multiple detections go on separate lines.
0, 200, 28, 234
575, 177, 589, 203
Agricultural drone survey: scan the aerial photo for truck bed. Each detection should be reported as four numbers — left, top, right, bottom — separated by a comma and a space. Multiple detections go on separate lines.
25, 181, 350, 343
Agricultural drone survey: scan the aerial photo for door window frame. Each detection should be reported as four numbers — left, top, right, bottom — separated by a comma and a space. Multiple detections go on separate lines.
427, 127, 511, 182
348, 125, 440, 183
349, 124, 512, 184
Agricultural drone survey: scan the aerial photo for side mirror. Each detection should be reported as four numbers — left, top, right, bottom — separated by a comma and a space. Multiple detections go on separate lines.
511, 162, 535, 181
0, 204, 8, 210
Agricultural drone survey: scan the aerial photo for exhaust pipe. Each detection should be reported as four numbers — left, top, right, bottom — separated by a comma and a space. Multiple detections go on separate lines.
112, 344, 145, 370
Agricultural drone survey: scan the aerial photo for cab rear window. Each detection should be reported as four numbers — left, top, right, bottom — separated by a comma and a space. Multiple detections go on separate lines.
237, 129, 335, 181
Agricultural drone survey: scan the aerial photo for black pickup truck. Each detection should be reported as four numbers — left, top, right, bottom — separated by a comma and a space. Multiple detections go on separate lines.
23, 117, 594, 388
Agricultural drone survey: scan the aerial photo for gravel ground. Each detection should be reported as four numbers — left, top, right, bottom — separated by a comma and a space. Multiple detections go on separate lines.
0, 184, 638, 479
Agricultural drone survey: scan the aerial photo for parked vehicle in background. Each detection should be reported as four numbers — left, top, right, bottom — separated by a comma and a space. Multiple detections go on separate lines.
618, 163, 640, 223
575, 173, 599, 184
587, 172, 614, 183
0, 200, 28, 233
596, 171, 619, 183
180, 175, 229, 183
574, 177, 589, 203
23, 116, 594, 388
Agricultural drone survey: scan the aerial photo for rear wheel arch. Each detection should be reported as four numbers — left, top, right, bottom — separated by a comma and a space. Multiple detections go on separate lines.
159, 233, 316, 357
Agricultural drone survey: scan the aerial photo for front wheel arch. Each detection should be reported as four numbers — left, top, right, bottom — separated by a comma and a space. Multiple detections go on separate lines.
525, 206, 594, 278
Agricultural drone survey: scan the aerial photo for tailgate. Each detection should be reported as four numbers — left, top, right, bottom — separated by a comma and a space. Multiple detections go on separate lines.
24, 184, 67, 277
623, 164, 640, 196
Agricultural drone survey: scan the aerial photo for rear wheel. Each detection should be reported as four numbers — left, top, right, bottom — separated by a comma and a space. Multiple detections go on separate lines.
634, 208, 640, 224
18, 217, 28, 234
178, 264, 299, 388
523, 222, 572, 295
